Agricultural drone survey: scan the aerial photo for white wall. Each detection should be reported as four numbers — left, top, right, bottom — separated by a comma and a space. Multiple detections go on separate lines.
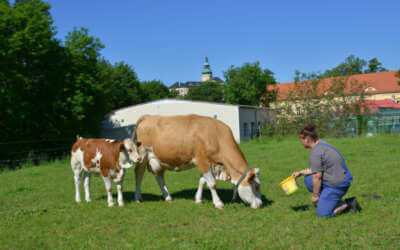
102, 99, 242, 141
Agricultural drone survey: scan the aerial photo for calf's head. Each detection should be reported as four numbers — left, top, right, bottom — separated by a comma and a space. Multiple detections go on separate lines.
122, 139, 143, 163
238, 168, 263, 209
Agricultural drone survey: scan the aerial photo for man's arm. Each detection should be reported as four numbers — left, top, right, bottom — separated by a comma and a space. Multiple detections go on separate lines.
311, 172, 322, 204
292, 168, 312, 178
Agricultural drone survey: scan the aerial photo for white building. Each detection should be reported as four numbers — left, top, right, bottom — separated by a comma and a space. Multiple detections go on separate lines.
102, 99, 272, 142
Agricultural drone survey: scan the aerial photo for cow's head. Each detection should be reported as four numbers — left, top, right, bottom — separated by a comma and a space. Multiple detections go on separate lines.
238, 168, 262, 209
122, 139, 143, 163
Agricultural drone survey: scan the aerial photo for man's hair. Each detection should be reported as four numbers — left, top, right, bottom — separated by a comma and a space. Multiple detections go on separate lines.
299, 124, 319, 141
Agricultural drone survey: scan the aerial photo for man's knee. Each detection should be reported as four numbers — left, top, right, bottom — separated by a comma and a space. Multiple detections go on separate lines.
316, 201, 335, 218
316, 208, 334, 218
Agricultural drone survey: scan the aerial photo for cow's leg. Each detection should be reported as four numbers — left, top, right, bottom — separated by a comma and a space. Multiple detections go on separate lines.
154, 170, 172, 202
71, 153, 82, 203
116, 181, 124, 206
134, 164, 146, 203
83, 172, 91, 202
195, 175, 207, 204
202, 171, 224, 209
73, 169, 82, 203
102, 176, 114, 207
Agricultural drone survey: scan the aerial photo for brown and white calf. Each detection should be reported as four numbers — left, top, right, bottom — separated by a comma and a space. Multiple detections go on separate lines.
133, 114, 263, 209
70, 137, 142, 207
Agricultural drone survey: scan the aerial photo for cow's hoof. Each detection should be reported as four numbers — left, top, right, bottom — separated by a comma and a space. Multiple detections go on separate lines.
118, 202, 124, 207
165, 196, 173, 202
108, 203, 115, 207
85, 199, 91, 203
76, 200, 82, 203
195, 200, 202, 204
136, 200, 142, 204
215, 205, 224, 210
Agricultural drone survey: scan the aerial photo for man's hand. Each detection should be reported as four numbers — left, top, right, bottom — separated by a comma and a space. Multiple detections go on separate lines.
292, 171, 301, 178
311, 194, 319, 205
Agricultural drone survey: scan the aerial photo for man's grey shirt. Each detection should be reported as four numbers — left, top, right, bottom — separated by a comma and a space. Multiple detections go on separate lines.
309, 141, 347, 186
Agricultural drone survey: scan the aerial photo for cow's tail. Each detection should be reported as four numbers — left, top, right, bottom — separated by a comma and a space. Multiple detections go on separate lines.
131, 115, 149, 141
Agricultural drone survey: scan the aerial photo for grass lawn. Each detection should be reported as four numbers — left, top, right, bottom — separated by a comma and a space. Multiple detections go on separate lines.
1, 134, 399, 249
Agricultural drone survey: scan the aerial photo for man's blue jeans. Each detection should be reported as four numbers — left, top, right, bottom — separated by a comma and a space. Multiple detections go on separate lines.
304, 175, 350, 217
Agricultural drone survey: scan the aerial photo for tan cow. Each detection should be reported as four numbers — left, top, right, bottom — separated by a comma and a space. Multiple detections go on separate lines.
70, 137, 142, 207
133, 114, 263, 209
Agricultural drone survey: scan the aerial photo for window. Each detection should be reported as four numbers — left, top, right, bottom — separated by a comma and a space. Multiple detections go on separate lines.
251, 122, 255, 138
244, 123, 249, 137
296, 107, 301, 115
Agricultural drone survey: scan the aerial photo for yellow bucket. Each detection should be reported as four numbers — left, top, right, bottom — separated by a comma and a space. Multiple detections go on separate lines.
279, 176, 299, 195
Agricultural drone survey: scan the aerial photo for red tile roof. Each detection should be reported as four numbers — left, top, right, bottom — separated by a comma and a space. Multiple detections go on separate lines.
268, 71, 400, 101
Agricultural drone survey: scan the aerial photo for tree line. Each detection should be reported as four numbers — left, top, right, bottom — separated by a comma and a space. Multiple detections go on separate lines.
0, 0, 177, 143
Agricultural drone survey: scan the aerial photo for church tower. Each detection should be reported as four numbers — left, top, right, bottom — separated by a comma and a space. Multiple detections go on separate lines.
201, 56, 212, 82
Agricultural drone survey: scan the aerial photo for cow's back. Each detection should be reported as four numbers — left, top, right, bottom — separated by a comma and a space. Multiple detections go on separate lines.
135, 115, 242, 166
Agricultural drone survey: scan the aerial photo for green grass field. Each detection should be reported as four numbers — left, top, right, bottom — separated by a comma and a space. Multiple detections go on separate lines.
1, 135, 399, 249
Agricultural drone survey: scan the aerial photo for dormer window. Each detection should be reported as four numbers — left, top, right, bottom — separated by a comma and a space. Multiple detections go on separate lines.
364, 87, 376, 92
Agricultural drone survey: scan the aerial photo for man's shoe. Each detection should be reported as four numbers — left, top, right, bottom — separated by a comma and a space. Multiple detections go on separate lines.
345, 197, 362, 213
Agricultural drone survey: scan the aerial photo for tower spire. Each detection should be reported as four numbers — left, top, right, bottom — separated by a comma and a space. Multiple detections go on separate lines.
202, 56, 212, 82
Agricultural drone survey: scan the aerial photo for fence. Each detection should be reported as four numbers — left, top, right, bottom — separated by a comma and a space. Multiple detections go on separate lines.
0, 138, 75, 169
365, 112, 400, 135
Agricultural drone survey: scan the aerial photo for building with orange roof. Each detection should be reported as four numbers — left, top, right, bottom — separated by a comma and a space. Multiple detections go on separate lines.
268, 71, 400, 103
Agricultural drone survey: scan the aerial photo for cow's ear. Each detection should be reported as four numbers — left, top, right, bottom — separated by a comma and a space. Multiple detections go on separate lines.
247, 171, 256, 183
135, 141, 142, 147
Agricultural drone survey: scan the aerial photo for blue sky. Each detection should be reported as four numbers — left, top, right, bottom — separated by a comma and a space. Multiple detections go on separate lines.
46, 0, 400, 86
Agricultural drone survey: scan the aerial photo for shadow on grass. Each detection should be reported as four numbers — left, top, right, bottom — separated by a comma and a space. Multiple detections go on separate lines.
172, 188, 273, 207
361, 193, 381, 199
101, 188, 274, 208
291, 204, 310, 212
98, 192, 164, 203
117, 188, 273, 208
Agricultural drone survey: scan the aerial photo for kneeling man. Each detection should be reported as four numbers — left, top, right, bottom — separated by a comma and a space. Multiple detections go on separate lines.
292, 125, 361, 218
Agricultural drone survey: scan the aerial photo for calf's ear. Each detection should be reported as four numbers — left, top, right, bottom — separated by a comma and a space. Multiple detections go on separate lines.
119, 142, 126, 151
135, 141, 142, 147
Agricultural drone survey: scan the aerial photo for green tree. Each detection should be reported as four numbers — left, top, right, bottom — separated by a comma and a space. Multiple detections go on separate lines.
141, 80, 173, 102
322, 55, 387, 78
323, 55, 367, 77
184, 81, 225, 103
59, 27, 107, 136
0, 0, 65, 140
364, 58, 387, 73
108, 61, 143, 109
224, 62, 276, 106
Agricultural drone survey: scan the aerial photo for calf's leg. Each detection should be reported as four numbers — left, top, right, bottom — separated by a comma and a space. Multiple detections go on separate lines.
83, 172, 91, 202
116, 181, 124, 206
102, 176, 114, 207
71, 154, 83, 203
73, 169, 82, 203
